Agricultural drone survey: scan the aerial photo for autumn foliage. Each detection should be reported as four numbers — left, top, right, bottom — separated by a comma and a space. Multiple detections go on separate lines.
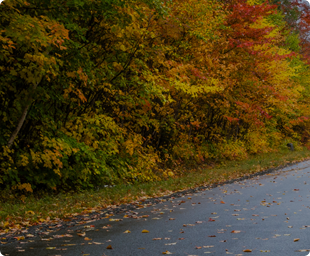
1, 0, 310, 192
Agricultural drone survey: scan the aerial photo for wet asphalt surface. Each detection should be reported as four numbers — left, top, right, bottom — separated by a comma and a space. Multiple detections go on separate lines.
2, 161, 310, 255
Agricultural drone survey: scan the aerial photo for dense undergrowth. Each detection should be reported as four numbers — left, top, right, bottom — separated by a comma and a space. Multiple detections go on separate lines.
1, 0, 310, 194
1, 146, 310, 230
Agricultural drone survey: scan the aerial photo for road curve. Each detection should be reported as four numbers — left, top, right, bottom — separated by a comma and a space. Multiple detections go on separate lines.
2, 161, 310, 256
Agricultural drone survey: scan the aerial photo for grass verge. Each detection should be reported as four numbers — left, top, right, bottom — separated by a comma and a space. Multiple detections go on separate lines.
1, 147, 310, 232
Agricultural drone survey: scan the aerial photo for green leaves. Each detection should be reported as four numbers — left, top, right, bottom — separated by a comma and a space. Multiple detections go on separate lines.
1, 0, 310, 193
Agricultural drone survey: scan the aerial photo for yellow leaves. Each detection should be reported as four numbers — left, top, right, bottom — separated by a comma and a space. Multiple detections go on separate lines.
18, 154, 29, 167
141, 229, 149, 233
124, 134, 143, 156
119, 44, 126, 52
66, 71, 76, 78
167, 171, 174, 177
113, 62, 124, 72
109, 218, 122, 222
162, 251, 173, 254
18, 183, 33, 193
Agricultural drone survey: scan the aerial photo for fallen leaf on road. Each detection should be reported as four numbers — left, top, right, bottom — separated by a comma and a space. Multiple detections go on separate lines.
294, 238, 300, 242
123, 230, 131, 233
231, 230, 241, 233
142, 229, 149, 233
162, 250, 173, 254
243, 249, 252, 252
106, 245, 113, 249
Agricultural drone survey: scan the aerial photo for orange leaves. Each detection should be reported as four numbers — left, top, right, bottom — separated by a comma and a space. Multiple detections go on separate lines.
1, 0, 310, 198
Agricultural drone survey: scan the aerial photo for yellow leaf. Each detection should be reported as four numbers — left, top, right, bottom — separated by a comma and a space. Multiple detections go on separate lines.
142, 229, 149, 233
162, 251, 173, 254
109, 218, 122, 222
119, 44, 126, 51
123, 230, 131, 233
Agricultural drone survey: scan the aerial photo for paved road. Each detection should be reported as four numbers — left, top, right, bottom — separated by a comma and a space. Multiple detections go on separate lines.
2, 161, 310, 256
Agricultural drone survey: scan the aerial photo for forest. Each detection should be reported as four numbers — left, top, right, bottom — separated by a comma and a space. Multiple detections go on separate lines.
1, 0, 310, 193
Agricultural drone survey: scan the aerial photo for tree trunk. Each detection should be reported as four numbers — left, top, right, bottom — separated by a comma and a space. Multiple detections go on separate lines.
7, 49, 49, 148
